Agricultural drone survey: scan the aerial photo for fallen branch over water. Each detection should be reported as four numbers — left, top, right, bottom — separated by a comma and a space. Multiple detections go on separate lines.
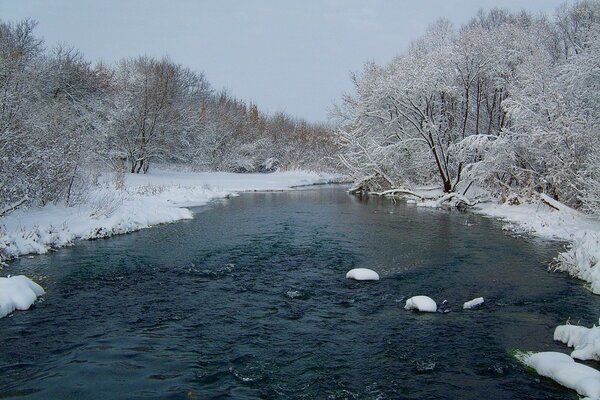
369, 188, 424, 199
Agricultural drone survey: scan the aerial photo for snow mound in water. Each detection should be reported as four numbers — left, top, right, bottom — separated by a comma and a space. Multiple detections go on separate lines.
518, 351, 600, 399
0, 275, 45, 318
404, 296, 437, 312
463, 297, 484, 309
554, 323, 600, 361
345, 268, 380, 281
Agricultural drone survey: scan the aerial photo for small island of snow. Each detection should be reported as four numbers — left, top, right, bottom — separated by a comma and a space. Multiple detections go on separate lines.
404, 295, 437, 313
345, 268, 380, 281
0, 275, 45, 319
463, 297, 484, 309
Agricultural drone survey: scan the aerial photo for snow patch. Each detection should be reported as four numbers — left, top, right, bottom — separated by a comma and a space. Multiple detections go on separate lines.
518, 351, 600, 399
0, 275, 45, 318
404, 296, 437, 313
345, 268, 380, 281
463, 297, 484, 309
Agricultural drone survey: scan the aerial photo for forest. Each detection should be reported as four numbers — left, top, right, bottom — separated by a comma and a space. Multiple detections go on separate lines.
336, 1, 600, 215
0, 20, 338, 215
1, 1, 600, 218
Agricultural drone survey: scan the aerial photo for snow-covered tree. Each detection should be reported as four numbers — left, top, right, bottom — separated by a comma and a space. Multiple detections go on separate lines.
338, 2, 600, 215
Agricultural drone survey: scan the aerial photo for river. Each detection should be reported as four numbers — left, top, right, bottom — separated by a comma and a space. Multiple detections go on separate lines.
1, 186, 598, 399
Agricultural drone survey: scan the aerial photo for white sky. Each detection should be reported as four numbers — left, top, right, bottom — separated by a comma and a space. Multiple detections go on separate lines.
0, 0, 570, 122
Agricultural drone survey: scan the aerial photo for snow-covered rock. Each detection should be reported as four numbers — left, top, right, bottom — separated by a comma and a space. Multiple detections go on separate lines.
0, 275, 45, 318
345, 268, 380, 281
554, 323, 600, 361
518, 351, 600, 399
463, 297, 484, 309
404, 296, 437, 313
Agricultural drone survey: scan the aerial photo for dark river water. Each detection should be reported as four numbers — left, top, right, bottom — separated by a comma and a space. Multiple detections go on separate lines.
1, 186, 599, 399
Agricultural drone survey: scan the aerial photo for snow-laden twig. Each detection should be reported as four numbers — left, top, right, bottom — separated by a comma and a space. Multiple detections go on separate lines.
0, 197, 28, 217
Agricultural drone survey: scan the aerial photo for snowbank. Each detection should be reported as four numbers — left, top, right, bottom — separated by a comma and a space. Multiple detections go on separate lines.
463, 297, 484, 309
554, 323, 600, 361
345, 268, 380, 281
404, 296, 437, 313
1, 170, 341, 263
0, 275, 45, 318
518, 351, 600, 399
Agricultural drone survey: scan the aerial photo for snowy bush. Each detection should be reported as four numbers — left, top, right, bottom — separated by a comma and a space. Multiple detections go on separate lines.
553, 233, 600, 294
88, 191, 124, 219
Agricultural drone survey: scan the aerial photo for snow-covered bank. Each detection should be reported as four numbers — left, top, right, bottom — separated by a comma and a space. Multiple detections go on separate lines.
366, 185, 600, 293
474, 195, 600, 294
0, 170, 341, 263
0, 275, 45, 318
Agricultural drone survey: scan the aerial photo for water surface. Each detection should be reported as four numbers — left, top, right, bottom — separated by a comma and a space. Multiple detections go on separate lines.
1, 186, 598, 399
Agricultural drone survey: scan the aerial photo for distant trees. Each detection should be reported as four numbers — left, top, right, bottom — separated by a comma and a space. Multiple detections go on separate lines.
338, 1, 600, 214
107, 56, 210, 173
0, 19, 339, 214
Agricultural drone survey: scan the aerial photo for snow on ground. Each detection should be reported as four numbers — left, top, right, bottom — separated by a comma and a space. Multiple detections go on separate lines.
0, 275, 45, 319
463, 297, 484, 309
404, 295, 437, 312
0, 169, 340, 263
517, 351, 600, 399
554, 322, 600, 361
345, 268, 380, 281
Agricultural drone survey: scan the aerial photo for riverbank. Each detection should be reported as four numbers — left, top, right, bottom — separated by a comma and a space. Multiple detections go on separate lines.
0, 169, 342, 265
474, 196, 600, 295
403, 188, 600, 295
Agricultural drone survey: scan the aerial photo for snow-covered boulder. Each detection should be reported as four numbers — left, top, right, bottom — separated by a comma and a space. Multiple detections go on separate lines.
0, 275, 45, 319
554, 323, 600, 361
404, 296, 437, 313
463, 297, 484, 309
518, 351, 600, 399
345, 268, 380, 281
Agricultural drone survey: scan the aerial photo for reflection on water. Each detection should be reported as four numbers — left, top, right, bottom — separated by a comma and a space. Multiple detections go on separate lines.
1, 186, 596, 399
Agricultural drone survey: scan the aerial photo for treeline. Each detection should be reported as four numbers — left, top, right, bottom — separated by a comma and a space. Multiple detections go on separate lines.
0, 20, 338, 213
337, 1, 600, 214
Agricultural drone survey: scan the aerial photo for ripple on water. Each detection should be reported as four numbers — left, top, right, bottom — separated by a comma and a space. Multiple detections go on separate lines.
0, 187, 592, 400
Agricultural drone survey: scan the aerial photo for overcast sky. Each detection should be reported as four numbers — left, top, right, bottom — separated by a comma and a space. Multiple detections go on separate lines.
1, 0, 570, 121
